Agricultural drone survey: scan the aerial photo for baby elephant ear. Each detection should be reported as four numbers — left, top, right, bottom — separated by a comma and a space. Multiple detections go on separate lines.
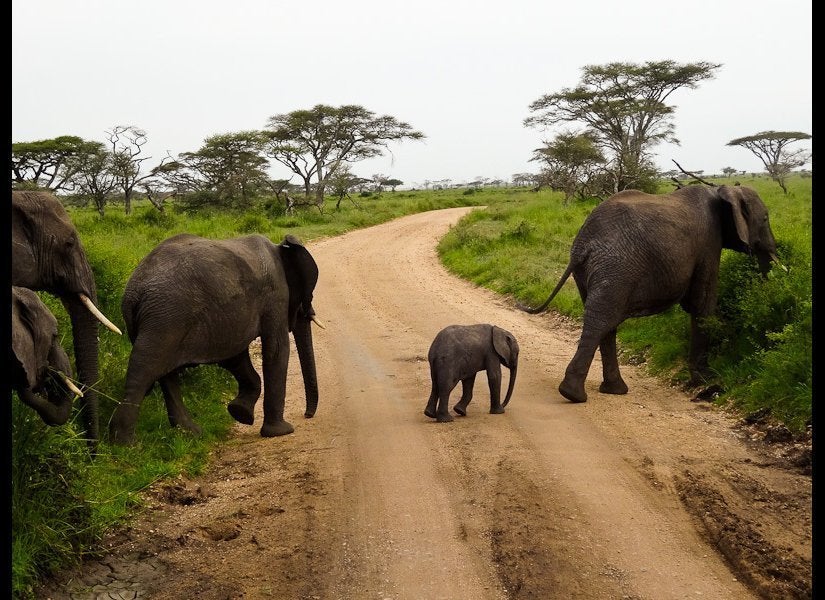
491, 326, 515, 367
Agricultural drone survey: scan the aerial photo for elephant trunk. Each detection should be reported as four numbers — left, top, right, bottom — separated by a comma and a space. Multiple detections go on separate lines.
293, 312, 319, 418
18, 385, 74, 426
502, 362, 517, 407
62, 294, 101, 450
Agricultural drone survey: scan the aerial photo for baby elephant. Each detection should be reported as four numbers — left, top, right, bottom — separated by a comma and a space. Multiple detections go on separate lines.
424, 324, 519, 422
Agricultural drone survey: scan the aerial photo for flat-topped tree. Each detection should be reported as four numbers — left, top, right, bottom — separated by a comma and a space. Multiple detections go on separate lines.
727, 131, 812, 193
264, 104, 425, 209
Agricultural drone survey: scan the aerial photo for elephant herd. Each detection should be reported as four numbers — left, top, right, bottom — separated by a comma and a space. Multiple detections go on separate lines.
11, 184, 783, 452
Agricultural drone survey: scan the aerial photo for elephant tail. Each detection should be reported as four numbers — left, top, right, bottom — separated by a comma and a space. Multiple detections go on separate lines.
515, 263, 574, 314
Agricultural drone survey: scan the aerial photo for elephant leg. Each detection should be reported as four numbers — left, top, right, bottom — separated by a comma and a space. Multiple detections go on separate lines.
223, 350, 262, 425
560, 301, 616, 403
561, 290, 628, 403
159, 372, 201, 434
259, 328, 294, 437
110, 341, 173, 444
435, 379, 455, 422
424, 367, 439, 419
598, 329, 628, 395
559, 335, 599, 403
687, 315, 712, 387
453, 373, 477, 416
486, 364, 505, 414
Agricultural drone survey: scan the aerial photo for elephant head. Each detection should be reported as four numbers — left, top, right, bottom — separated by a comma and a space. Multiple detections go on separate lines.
492, 325, 519, 407
12, 286, 84, 426
718, 185, 783, 275
12, 190, 121, 449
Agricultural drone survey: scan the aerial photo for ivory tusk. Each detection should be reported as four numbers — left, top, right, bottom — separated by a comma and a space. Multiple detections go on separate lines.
59, 372, 84, 397
311, 316, 326, 330
770, 254, 789, 273
80, 294, 123, 334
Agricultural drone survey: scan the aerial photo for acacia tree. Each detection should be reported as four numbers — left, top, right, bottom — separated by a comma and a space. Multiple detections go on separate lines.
524, 60, 721, 193
106, 125, 173, 214
727, 130, 812, 193
385, 178, 403, 192
156, 131, 270, 208
328, 165, 370, 210
11, 135, 101, 191
264, 104, 425, 208
531, 131, 607, 203
65, 142, 119, 216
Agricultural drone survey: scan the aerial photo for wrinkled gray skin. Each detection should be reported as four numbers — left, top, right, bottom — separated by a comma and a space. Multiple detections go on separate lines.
11, 286, 77, 426
424, 324, 519, 422
519, 185, 781, 403
12, 190, 114, 450
110, 233, 321, 445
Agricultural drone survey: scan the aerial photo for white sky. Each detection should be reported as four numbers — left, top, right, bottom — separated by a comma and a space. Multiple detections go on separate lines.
12, 0, 812, 187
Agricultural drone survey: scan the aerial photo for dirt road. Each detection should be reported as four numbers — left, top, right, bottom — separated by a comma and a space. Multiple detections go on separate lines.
39, 207, 811, 600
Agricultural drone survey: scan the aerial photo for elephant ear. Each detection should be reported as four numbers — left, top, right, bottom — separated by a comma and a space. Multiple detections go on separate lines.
11, 289, 56, 389
491, 326, 514, 368
279, 235, 320, 329
718, 186, 751, 252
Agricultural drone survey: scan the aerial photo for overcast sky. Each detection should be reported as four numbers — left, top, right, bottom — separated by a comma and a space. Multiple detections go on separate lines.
12, 0, 812, 187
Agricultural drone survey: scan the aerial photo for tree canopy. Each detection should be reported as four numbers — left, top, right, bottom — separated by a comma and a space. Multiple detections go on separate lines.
11, 135, 103, 192
727, 130, 812, 193
530, 131, 607, 203
525, 60, 721, 192
157, 131, 271, 208
264, 104, 425, 207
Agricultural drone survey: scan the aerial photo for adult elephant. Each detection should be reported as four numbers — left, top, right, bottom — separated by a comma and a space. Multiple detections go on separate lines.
109, 233, 323, 445
12, 190, 122, 449
12, 286, 85, 425
424, 324, 519, 422
519, 184, 782, 404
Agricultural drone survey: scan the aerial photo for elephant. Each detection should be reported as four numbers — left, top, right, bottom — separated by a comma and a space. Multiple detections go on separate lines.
12, 286, 85, 425
518, 184, 782, 404
12, 190, 122, 449
109, 232, 324, 445
424, 324, 519, 422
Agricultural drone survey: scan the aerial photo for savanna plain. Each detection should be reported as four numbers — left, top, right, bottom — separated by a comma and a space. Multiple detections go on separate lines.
16, 178, 811, 599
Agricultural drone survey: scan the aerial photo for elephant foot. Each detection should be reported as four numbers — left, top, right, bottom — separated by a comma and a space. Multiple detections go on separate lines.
227, 400, 255, 425
109, 428, 136, 446
175, 421, 202, 435
599, 379, 628, 395
559, 380, 587, 403
424, 405, 437, 419
489, 406, 505, 414
260, 420, 295, 437
436, 413, 454, 423
453, 403, 468, 416
687, 371, 712, 388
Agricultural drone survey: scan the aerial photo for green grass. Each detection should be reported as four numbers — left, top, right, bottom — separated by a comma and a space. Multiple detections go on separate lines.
11, 178, 811, 597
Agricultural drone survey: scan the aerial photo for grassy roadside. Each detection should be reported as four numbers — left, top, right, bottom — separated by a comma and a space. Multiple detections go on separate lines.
11, 178, 811, 597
